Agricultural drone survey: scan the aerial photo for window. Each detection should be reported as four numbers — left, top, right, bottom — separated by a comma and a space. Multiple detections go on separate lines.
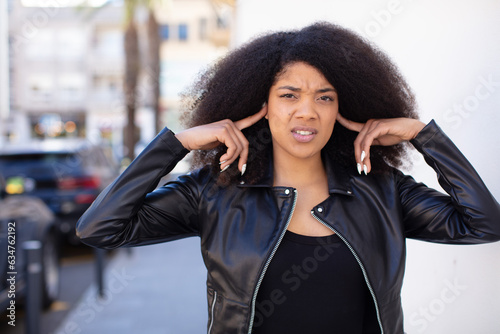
27, 74, 54, 103
25, 29, 54, 60
199, 18, 208, 41
94, 28, 123, 58
216, 9, 231, 30
178, 24, 188, 41
58, 73, 86, 102
56, 29, 86, 60
160, 25, 170, 40
217, 17, 226, 29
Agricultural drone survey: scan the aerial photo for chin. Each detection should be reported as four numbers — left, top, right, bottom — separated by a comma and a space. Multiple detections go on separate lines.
289, 149, 322, 160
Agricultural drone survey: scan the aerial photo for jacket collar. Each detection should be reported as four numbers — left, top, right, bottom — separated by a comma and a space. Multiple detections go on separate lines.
238, 152, 355, 197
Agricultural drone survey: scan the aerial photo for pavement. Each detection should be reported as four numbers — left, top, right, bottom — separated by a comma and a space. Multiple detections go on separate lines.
54, 238, 208, 334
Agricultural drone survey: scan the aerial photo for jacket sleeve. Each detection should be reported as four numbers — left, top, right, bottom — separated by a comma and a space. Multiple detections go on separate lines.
76, 128, 202, 249
398, 120, 500, 244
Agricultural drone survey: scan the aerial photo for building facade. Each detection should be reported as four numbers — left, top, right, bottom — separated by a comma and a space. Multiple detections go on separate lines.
6, 0, 234, 160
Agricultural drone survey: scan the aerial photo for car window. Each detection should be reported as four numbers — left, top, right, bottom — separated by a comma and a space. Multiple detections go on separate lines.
0, 153, 82, 179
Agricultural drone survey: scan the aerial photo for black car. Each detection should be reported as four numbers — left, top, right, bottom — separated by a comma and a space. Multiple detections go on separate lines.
0, 174, 60, 310
0, 140, 118, 244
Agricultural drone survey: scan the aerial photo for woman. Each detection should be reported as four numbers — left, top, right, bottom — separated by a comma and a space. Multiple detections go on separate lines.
76, 22, 500, 333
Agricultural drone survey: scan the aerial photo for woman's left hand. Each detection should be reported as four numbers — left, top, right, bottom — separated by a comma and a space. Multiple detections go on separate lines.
336, 114, 426, 174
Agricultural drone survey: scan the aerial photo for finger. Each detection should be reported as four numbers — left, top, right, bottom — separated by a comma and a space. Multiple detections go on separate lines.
219, 121, 250, 171
359, 120, 387, 174
337, 113, 370, 173
218, 123, 243, 169
336, 113, 364, 133
233, 129, 250, 172
235, 104, 268, 130
353, 119, 370, 162
362, 120, 387, 149
230, 105, 267, 172
353, 119, 376, 175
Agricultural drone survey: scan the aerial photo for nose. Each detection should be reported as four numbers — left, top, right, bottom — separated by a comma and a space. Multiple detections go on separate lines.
294, 97, 317, 120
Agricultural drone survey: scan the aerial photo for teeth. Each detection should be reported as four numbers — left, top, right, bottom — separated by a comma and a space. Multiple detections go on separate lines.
295, 130, 313, 135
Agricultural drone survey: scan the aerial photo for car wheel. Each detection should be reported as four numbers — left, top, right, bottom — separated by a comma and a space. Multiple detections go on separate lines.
41, 232, 60, 308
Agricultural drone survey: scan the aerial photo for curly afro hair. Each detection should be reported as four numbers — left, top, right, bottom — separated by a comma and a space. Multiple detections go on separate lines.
181, 22, 418, 185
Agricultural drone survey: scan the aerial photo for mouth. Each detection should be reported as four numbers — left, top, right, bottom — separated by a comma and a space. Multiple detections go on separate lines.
294, 130, 314, 135
291, 127, 317, 143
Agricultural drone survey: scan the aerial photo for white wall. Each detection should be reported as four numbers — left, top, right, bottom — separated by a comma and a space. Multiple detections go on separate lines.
235, 1, 500, 333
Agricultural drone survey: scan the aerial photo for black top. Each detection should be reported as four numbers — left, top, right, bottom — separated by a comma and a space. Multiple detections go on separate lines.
253, 230, 379, 334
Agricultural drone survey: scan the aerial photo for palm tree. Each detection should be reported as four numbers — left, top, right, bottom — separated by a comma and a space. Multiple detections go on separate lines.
83, 0, 161, 160
146, 2, 161, 134
91, 0, 161, 160
88, 0, 234, 160
124, 0, 164, 159
123, 0, 141, 161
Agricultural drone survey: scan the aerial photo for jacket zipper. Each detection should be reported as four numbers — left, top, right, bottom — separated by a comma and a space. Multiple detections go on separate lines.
247, 189, 297, 334
208, 290, 217, 334
311, 211, 385, 334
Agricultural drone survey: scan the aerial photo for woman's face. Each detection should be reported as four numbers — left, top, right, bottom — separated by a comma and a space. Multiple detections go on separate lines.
267, 62, 339, 163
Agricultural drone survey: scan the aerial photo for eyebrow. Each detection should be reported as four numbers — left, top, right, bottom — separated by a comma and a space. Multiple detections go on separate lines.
277, 85, 337, 93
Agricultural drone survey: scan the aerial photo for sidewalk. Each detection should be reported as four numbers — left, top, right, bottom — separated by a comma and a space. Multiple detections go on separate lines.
54, 238, 208, 334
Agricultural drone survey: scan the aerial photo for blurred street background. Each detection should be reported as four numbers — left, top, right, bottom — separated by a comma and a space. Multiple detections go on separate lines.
1, 1, 231, 333
1, 0, 500, 333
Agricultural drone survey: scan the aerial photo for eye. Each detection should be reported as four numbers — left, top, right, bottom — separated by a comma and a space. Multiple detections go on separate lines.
318, 95, 334, 102
279, 93, 296, 99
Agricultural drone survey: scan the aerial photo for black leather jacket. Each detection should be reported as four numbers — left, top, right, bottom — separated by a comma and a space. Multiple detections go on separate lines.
76, 120, 500, 334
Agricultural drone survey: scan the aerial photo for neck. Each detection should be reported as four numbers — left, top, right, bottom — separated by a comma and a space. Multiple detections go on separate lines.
272, 152, 327, 188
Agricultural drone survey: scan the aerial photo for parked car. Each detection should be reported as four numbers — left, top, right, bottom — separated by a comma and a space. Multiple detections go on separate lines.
0, 173, 60, 310
0, 139, 119, 245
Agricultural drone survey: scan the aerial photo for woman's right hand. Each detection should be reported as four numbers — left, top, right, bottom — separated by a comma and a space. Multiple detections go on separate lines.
175, 105, 268, 173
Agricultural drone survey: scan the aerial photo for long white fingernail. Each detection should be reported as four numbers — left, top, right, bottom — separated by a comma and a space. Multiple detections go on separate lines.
361, 151, 366, 162
241, 164, 247, 176
220, 165, 230, 173
219, 160, 227, 165
357, 163, 362, 175
363, 164, 368, 175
